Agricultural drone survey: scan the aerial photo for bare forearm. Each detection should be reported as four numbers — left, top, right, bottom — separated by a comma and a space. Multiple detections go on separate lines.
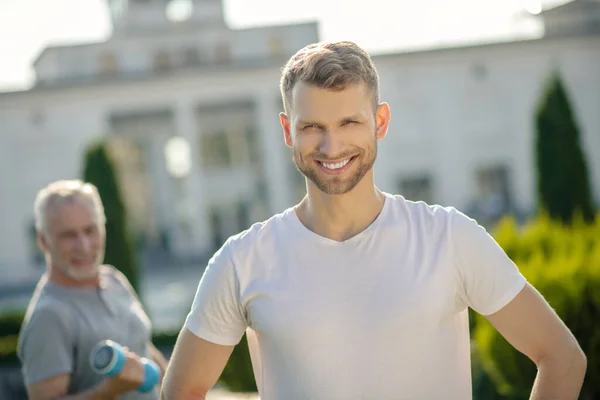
530, 349, 587, 400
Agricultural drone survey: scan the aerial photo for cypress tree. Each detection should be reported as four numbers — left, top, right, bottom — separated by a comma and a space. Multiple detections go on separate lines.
535, 72, 595, 223
82, 140, 139, 293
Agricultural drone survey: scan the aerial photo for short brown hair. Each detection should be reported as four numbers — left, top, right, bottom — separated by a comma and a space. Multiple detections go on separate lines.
280, 41, 380, 114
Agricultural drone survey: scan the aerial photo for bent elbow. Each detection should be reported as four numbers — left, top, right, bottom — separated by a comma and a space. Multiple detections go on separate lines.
160, 384, 209, 400
535, 339, 586, 372
573, 345, 587, 373
548, 341, 587, 376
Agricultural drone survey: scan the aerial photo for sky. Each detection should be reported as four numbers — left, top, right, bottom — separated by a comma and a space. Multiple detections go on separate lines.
0, 0, 570, 92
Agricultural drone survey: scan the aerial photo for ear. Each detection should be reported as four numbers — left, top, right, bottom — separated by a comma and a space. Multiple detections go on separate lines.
37, 232, 49, 253
375, 102, 391, 140
280, 112, 293, 148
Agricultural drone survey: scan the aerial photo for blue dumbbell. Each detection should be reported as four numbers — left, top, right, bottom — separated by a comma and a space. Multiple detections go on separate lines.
89, 340, 160, 393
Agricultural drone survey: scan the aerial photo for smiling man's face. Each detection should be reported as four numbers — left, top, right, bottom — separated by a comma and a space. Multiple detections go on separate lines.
282, 82, 382, 195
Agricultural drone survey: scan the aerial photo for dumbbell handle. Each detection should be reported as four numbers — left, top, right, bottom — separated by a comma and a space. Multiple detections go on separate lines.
89, 340, 160, 393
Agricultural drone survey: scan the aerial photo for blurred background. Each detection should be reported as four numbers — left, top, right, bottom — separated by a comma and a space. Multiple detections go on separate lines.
0, 0, 599, 399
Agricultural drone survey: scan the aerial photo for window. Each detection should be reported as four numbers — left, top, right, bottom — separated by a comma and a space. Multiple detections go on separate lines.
471, 164, 512, 225
200, 131, 230, 167
229, 131, 250, 165
100, 51, 118, 76
198, 124, 259, 168
470, 62, 487, 81
31, 110, 45, 126
476, 165, 510, 201
398, 175, 433, 204
196, 104, 258, 168
208, 201, 251, 252
244, 126, 261, 165
153, 50, 171, 71
108, 137, 160, 247
183, 47, 201, 66
215, 42, 231, 64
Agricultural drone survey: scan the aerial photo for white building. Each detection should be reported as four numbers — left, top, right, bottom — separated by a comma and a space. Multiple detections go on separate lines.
1, 0, 599, 280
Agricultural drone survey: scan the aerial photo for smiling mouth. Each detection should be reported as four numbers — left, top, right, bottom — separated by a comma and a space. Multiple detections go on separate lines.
71, 258, 94, 266
316, 155, 358, 173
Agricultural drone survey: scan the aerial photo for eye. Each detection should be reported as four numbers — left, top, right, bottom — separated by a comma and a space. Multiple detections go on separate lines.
60, 231, 77, 239
302, 124, 320, 130
342, 120, 359, 126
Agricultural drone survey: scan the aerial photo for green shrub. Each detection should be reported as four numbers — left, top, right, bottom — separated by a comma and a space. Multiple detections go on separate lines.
0, 312, 25, 337
82, 140, 139, 294
473, 211, 600, 399
0, 334, 19, 364
150, 330, 257, 392
0, 312, 25, 365
535, 73, 595, 224
150, 331, 179, 348
219, 334, 257, 392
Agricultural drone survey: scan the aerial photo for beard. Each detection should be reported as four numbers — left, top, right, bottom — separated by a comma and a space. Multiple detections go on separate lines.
64, 264, 100, 281
293, 136, 378, 195
60, 250, 104, 281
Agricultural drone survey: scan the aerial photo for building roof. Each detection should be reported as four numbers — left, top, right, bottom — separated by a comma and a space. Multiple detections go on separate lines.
538, 0, 600, 15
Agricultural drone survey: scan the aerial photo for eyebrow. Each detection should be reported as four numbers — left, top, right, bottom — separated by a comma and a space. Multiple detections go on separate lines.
297, 115, 363, 126
296, 119, 323, 127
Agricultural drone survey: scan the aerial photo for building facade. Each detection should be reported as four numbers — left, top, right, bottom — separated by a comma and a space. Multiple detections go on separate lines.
1, 0, 599, 280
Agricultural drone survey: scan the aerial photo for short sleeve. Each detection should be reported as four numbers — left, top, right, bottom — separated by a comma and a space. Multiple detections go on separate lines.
451, 209, 527, 316
184, 241, 248, 346
17, 305, 75, 385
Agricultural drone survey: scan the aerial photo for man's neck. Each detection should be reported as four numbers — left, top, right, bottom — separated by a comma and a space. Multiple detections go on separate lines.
296, 175, 386, 242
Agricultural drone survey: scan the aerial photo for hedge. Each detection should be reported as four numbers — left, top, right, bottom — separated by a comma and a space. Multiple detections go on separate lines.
473, 211, 600, 399
0, 312, 24, 364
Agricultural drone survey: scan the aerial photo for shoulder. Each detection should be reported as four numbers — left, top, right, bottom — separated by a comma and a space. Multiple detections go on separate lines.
385, 193, 465, 229
102, 265, 136, 293
101, 264, 124, 280
383, 193, 487, 246
18, 296, 74, 352
22, 282, 73, 327
221, 208, 295, 261
23, 299, 71, 326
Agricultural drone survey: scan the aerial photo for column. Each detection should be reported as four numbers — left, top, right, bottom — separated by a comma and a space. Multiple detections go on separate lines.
255, 91, 294, 213
172, 101, 211, 258
145, 134, 177, 249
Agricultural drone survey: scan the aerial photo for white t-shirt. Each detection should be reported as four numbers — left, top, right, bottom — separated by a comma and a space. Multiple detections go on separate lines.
185, 193, 527, 400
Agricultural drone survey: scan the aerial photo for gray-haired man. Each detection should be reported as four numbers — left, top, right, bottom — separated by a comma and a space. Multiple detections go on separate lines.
17, 180, 168, 400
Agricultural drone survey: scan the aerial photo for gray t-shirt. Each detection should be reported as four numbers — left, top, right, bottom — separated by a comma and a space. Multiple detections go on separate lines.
17, 265, 159, 400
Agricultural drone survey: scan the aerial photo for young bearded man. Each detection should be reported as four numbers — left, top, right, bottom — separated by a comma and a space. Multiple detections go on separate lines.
161, 41, 586, 400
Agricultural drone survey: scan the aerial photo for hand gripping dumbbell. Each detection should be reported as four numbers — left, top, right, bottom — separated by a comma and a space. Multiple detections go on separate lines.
89, 340, 160, 393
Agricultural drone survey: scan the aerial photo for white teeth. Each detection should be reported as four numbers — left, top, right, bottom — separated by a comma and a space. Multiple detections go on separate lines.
322, 159, 350, 170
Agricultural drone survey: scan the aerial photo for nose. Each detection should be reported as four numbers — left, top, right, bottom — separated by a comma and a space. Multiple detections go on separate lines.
75, 234, 92, 253
319, 129, 345, 157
